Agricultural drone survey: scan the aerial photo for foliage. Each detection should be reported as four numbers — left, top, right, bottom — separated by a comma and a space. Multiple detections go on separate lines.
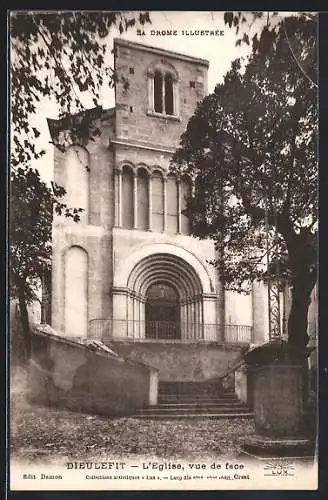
10, 11, 151, 358
11, 11, 151, 163
171, 14, 318, 351
10, 168, 84, 302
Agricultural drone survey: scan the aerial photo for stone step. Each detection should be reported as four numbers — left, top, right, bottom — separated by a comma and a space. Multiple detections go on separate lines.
159, 391, 237, 397
158, 399, 244, 409
159, 382, 222, 395
133, 412, 254, 420
135, 406, 251, 415
159, 396, 239, 403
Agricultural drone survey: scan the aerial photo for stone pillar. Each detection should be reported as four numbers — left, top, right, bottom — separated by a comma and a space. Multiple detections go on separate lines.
117, 170, 122, 227
127, 294, 134, 338
161, 76, 165, 113
252, 281, 268, 344
163, 176, 167, 232
177, 177, 181, 234
149, 369, 159, 406
190, 301, 196, 339
148, 174, 152, 231
133, 171, 138, 229
113, 292, 127, 338
253, 363, 304, 437
133, 297, 140, 338
180, 303, 186, 339
140, 298, 146, 339
203, 296, 217, 341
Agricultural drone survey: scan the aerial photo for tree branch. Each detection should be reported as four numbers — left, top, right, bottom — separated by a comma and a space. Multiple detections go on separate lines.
283, 18, 318, 89
31, 15, 82, 107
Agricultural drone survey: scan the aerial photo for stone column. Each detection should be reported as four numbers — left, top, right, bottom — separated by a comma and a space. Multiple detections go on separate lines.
133, 171, 138, 229
113, 291, 128, 338
180, 302, 186, 340
203, 296, 217, 341
252, 281, 268, 344
177, 177, 181, 234
163, 176, 167, 232
117, 170, 122, 227
162, 76, 165, 113
133, 297, 140, 338
189, 301, 196, 340
140, 297, 146, 339
127, 294, 134, 338
148, 174, 152, 231
194, 300, 200, 340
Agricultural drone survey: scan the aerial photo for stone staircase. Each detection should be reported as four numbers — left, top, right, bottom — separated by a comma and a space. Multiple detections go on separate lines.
133, 381, 254, 420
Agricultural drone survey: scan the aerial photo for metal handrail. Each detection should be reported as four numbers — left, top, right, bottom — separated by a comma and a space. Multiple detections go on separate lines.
88, 319, 253, 344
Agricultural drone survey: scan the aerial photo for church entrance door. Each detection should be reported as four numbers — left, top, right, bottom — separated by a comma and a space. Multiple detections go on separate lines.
145, 283, 180, 339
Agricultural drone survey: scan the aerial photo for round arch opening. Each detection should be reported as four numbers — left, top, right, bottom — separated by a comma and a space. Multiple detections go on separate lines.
145, 282, 180, 340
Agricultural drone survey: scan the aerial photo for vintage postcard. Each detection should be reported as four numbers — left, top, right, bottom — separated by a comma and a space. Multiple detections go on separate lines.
9, 10, 318, 491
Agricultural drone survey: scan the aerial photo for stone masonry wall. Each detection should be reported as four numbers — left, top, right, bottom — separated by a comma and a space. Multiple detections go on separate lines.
114, 38, 208, 148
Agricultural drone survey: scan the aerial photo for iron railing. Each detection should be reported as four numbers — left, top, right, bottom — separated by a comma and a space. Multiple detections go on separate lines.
88, 319, 253, 344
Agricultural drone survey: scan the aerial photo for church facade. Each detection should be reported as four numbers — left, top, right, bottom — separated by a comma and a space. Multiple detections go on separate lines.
48, 39, 271, 380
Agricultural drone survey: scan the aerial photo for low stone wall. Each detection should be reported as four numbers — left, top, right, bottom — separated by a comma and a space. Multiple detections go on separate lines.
110, 341, 247, 382
28, 328, 158, 416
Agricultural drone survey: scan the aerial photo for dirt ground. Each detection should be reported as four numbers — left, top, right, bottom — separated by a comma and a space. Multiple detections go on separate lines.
10, 383, 255, 464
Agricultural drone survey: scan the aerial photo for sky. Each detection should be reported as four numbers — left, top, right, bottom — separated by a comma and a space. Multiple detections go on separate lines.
26, 11, 273, 182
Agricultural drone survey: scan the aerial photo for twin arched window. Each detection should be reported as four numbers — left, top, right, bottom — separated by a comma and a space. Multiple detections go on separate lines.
154, 71, 174, 115
148, 64, 178, 117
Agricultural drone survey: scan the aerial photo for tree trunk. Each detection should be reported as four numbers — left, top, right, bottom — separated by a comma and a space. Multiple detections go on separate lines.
287, 274, 314, 355
17, 283, 31, 364
282, 226, 317, 356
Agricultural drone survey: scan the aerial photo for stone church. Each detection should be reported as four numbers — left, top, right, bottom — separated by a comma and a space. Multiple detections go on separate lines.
47, 38, 283, 382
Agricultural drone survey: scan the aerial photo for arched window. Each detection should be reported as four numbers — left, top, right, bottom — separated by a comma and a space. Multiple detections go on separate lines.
149, 65, 178, 117
167, 174, 178, 234
137, 168, 149, 230
65, 146, 89, 224
122, 165, 134, 229
65, 246, 88, 337
181, 175, 192, 235
164, 73, 174, 115
154, 70, 163, 113
152, 170, 164, 232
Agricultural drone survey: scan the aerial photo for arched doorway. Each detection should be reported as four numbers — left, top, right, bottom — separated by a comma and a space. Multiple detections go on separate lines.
146, 282, 180, 339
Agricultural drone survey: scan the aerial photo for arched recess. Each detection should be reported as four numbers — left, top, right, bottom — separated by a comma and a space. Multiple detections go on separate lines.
122, 165, 134, 229
113, 243, 216, 340
181, 175, 192, 235
137, 167, 149, 230
152, 170, 164, 232
126, 252, 203, 340
64, 246, 88, 337
65, 146, 89, 224
167, 174, 178, 234
115, 242, 213, 294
